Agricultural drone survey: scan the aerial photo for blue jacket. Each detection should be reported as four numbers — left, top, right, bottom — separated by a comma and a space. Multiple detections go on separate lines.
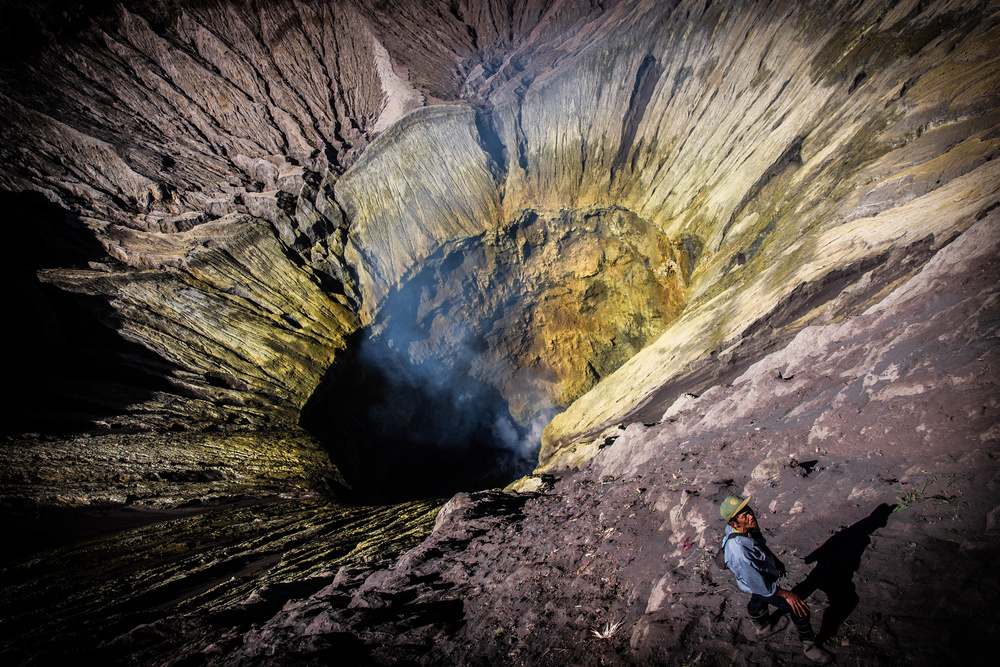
723, 525, 781, 596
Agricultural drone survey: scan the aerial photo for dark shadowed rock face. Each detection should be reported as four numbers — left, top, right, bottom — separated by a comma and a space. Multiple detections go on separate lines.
0, 0, 998, 665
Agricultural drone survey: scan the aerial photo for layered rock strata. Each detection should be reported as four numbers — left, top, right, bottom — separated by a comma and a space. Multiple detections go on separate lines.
500, 0, 1000, 465
38, 215, 359, 431
1, 496, 443, 664
4, 0, 997, 476
0, 0, 998, 665
0, 430, 342, 508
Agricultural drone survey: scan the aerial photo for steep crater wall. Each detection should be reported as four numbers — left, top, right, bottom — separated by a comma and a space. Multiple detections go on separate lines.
0, 0, 997, 504
301, 203, 689, 500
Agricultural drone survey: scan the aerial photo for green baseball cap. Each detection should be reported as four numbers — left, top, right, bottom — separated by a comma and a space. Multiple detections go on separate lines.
720, 495, 751, 522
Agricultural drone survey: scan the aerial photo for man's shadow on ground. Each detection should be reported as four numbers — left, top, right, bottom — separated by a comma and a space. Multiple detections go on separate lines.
790, 502, 895, 644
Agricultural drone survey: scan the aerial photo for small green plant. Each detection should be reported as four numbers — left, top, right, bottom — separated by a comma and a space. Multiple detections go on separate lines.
893, 476, 936, 512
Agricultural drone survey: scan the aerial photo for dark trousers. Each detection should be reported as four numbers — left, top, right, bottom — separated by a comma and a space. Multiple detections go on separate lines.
748, 592, 811, 630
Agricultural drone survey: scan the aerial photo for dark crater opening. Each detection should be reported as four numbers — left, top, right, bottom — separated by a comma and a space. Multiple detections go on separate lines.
301, 330, 536, 505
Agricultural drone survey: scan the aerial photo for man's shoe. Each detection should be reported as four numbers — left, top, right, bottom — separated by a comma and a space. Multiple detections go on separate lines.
802, 639, 834, 664
753, 613, 789, 638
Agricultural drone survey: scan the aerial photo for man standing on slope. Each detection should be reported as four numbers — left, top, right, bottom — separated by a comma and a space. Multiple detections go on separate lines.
720, 495, 833, 664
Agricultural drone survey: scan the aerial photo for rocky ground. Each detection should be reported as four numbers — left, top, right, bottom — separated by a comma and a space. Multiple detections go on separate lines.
0, 497, 443, 665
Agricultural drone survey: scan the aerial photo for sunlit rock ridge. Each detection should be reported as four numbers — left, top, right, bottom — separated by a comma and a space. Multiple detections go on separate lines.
2, 1, 997, 495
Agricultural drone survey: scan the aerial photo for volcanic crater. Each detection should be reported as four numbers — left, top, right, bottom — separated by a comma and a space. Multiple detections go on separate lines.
1, 1, 998, 665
